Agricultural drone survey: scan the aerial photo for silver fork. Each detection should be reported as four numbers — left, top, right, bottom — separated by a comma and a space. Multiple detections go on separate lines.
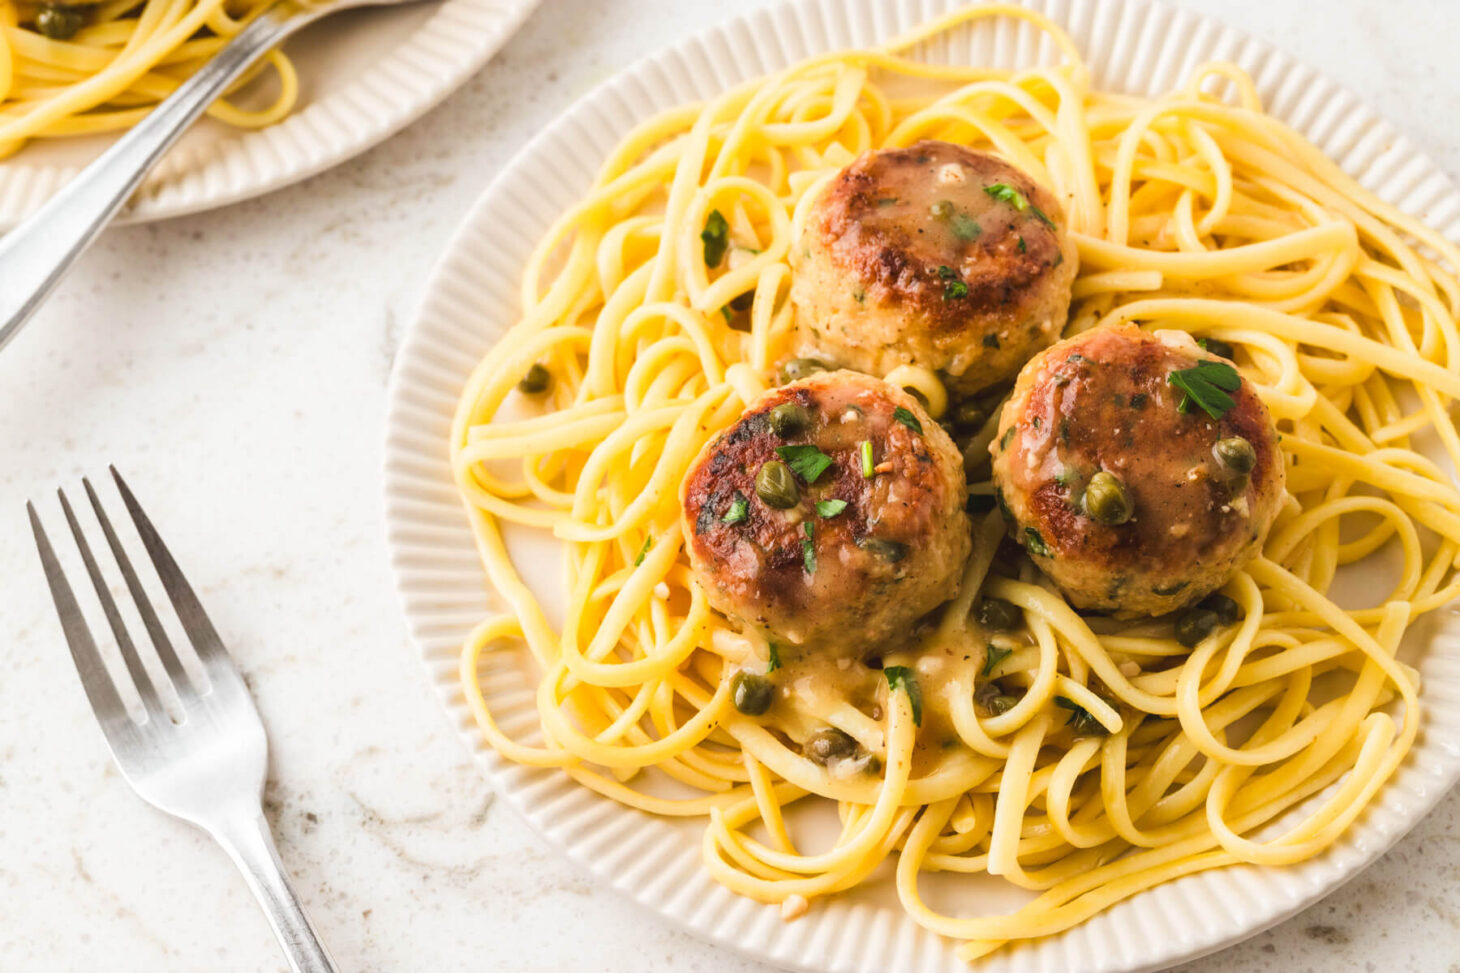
28, 469, 339, 973
0, 0, 429, 354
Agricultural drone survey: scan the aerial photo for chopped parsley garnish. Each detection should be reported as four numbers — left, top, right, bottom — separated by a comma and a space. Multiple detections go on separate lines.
719, 306, 733, 324
634, 537, 652, 566
1017, 235, 1026, 253
1024, 527, 1051, 557
815, 498, 848, 518
996, 487, 1014, 523
1167, 360, 1241, 420
767, 643, 781, 671
950, 213, 981, 241
776, 443, 833, 484
984, 183, 1028, 210
981, 644, 1012, 678
801, 521, 817, 573
937, 264, 968, 301
860, 440, 875, 478
885, 666, 923, 726
1054, 468, 1079, 488
1030, 205, 1056, 229
983, 334, 1000, 349
876, 196, 899, 207
701, 209, 729, 267
892, 406, 923, 434
1055, 696, 1107, 735
1000, 426, 1016, 449
721, 494, 749, 525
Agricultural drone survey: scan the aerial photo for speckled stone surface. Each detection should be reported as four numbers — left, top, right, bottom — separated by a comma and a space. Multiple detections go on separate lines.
2, 1, 1459, 970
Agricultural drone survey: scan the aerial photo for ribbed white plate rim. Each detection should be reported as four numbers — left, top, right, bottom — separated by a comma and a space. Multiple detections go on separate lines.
0, 0, 540, 229
382, 1, 1460, 970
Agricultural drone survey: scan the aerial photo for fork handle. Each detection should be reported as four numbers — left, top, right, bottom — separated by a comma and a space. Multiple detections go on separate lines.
211, 806, 341, 973
0, 2, 312, 354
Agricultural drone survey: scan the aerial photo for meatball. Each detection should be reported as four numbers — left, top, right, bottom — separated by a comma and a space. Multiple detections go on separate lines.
790, 140, 1078, 396
681, 371, 970, 652
990, 325, 1285, 617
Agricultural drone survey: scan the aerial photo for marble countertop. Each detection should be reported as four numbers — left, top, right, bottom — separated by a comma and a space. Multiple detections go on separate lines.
3, 1, 1459, 970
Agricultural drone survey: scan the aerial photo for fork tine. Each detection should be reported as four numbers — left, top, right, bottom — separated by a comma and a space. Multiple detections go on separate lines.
108, 467, 246, 694
58, 488, 169, 719
84, 477, 196, 698
28, 501, 134, 731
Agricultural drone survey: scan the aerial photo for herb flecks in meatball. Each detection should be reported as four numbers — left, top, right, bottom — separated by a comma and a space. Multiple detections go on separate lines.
790, 141, 1079, 395
681, 371, 971, 651
990, 325, 1284, 617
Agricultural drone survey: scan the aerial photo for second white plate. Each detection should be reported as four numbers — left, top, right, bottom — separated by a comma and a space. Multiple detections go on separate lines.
0, 0, 540, 228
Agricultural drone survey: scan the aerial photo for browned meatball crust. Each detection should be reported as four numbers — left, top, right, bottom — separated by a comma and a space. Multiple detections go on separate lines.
681, 371, 970, 651
790, 140, 1078, 395
990, 325, 1285, 617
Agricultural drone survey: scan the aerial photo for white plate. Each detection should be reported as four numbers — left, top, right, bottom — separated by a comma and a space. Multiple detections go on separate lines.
382, 1, 1460, 970
0, 0, 540, 228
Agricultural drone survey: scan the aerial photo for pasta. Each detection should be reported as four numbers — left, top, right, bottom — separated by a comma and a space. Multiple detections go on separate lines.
449, 4, 1460, 960
0, 0, 299, 160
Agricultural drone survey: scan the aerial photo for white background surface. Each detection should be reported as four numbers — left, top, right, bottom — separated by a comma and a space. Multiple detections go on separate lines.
2, 1, 1459, 971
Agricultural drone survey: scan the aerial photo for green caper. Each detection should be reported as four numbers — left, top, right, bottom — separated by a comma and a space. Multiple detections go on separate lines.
35, 3, 85, 39
975, 681, 1019, 715
516, 363, 551, 395
755, 461, 799, 509
805, 727, 857, 763
778, 357, 830, 384
988, 694, 1020, 715
1174, 607, 1220, 647
951, 400, 987, 432
1200, 592, 1241, 626
1082, 471, 1133, 526
731, 671, 774, 715
977, 598, 1021, 631
857, 537, 908, 562
768, 402, 811, 437
929, 199, 955, 220
1214, 436, 1256, 474
1203, 337, 1236, 360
